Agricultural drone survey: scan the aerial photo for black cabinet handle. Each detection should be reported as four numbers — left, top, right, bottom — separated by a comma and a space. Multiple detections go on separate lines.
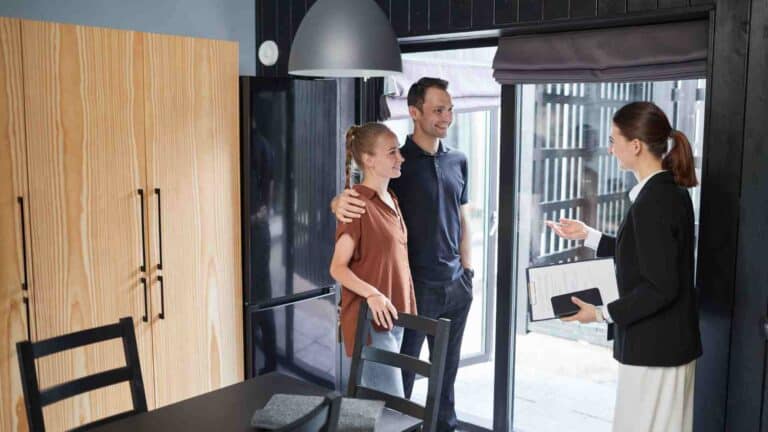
157, 275, 165, 319
141, 277, 149, 322
138, 189, 147, 272
155, 188, 164, 270
17, 197, 29, 291
23, 297, 31, 341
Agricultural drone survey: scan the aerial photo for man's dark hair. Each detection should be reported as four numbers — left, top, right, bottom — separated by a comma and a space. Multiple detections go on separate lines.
407, 77, 449, 110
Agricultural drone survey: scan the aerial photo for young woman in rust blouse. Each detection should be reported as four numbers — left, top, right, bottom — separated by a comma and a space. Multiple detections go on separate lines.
329, 123, 417, 397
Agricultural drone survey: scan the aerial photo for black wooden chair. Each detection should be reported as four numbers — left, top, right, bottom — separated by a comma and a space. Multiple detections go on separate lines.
347, 302, 451, 432
16, 317, 147, 432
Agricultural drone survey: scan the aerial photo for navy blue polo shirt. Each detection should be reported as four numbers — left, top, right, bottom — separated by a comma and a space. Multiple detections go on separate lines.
389, 135, 469, 284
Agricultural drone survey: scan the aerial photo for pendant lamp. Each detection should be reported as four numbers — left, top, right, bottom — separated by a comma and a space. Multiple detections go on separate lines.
288, 0, 402, 78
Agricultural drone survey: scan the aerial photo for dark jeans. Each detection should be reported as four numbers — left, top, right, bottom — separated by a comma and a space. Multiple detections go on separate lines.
401, 270, 473, 432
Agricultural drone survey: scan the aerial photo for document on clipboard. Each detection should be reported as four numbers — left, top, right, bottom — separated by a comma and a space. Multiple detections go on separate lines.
526, 258, 619, 321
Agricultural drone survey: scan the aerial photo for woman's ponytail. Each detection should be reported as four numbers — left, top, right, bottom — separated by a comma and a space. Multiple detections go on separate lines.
663, 130, 698, 188
344, 126, 359, 189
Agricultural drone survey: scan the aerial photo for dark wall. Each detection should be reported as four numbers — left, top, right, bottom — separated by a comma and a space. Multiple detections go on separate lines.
726, 0, 768, 430
0, 0, 256, 75
255, 0, 766, 431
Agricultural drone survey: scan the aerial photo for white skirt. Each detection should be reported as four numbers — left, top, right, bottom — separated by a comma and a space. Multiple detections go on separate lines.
612, 360, 696, 432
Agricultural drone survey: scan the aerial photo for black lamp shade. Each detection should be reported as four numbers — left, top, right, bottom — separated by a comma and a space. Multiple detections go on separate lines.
288, 0, 402, 78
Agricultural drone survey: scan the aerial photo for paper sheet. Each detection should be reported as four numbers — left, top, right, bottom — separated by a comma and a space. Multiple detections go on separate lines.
527, 258, 619, 321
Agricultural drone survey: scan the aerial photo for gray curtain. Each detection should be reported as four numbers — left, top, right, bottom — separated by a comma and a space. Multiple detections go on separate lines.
382, 59, 500, 120
493, 20, 708, 84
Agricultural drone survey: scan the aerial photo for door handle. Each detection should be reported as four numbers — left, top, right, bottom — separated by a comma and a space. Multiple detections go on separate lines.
17, 197, 29, 291
157, 275, 166, 319
138, 189, 148, 272
763, 316, 768, 341
23, 297, 31, 341
141, 277, 149, 322
155, 188, 164, 270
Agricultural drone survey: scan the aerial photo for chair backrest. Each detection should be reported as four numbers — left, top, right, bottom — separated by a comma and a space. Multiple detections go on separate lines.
16, 317, 147, 432
347, 302, 451, 432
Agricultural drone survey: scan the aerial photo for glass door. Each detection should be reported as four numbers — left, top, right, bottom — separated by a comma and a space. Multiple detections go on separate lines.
509, 80, 706, 432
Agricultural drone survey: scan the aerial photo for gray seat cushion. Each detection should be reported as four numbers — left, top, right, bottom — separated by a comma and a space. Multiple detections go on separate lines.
250, 394, 325, 430
337, 398, 386, 432
374, 408, 422, 432
251, 394, 392, 431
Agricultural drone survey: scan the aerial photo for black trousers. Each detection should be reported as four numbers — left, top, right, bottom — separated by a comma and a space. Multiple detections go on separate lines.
401, 271, 473, 432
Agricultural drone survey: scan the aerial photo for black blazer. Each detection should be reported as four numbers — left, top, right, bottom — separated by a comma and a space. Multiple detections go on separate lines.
597, 171, 702, 367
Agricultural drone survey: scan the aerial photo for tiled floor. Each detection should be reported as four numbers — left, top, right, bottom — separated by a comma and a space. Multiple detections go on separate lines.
411, 332, 618, 431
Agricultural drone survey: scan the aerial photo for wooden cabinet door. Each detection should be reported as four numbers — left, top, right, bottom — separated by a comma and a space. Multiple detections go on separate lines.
143, 33, 242, 407
20, 20, 155, 430
0, 17, 31, 432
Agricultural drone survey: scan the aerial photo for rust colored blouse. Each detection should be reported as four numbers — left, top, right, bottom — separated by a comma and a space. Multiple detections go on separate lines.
336, 184, 417, 357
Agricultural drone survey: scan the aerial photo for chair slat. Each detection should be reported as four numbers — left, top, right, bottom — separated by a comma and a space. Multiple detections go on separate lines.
356, 386, 426, 419
39, 367, 133, 407
31, 323, 123, 358
361, 346, 431, 377
392, 312, 438, 335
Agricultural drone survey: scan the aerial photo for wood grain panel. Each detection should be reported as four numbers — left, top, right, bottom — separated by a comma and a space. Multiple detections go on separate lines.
20, 20, 154, 430
0, 17, 31, 432
143, 33, 243, 408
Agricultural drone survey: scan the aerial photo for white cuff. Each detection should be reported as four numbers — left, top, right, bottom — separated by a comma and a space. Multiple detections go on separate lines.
600, 305, 613, 323
584, 227, 602, 250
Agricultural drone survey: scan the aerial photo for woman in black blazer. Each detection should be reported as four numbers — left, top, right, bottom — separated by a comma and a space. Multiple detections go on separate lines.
547, 102, 702, 432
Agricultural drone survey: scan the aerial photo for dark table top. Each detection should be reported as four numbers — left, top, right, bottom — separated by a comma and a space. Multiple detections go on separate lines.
91, 372, 330, 432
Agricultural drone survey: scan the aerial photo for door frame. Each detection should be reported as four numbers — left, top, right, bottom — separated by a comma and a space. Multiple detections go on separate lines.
395, 4, 744, 432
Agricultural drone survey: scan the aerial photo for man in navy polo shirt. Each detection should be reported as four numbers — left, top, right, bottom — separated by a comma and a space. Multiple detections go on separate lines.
332, 77, 473, 431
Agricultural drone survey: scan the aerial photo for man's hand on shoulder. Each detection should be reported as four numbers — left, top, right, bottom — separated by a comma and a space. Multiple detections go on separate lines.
332, 188, 367, 223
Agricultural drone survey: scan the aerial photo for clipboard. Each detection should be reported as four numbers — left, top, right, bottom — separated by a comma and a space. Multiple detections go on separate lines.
526, 258, 618, 322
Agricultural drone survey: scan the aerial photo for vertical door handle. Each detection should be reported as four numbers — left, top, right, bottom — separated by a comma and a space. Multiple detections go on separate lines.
157, 275, 166, 319
140, 277, 149, 322
23, 297, 31, 341
154, 188, 164, 270
17, 197, 29, 291
138, 189, 147, 272
763, 316, 768, 341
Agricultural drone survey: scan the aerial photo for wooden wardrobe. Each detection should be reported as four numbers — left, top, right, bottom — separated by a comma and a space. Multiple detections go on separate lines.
0, 18, 242, 431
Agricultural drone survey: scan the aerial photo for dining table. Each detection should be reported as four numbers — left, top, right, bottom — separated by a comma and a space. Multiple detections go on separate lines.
89, 371, 422, 431
89, 372, 333, 431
